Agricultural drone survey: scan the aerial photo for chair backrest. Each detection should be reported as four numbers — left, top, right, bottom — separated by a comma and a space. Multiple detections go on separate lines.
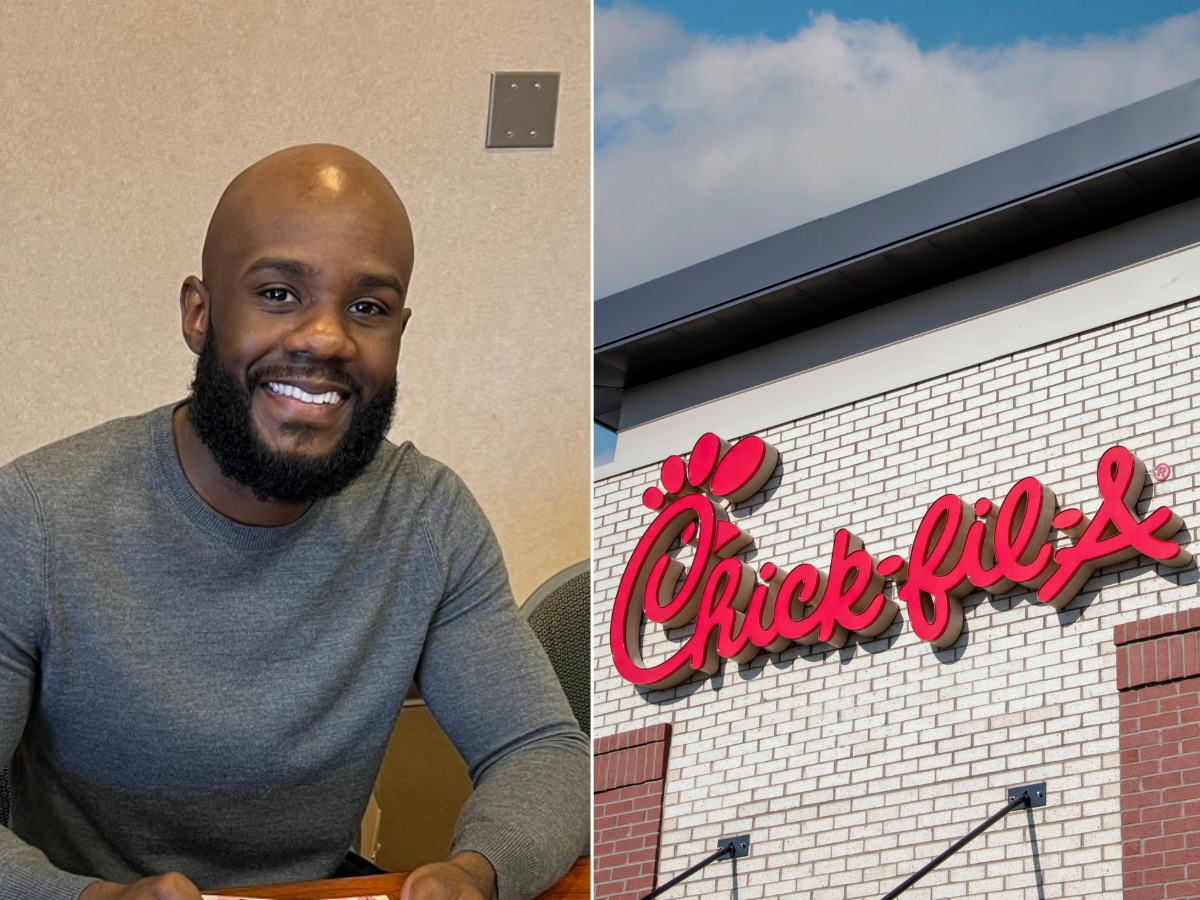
0, 768, 9, 828
523, 561, 590, 736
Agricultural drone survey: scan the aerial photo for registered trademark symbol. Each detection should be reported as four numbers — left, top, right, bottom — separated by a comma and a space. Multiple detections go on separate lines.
1153, 463, 1171, 482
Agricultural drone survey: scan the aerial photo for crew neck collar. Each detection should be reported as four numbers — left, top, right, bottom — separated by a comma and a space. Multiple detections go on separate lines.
149, 402, 327, 551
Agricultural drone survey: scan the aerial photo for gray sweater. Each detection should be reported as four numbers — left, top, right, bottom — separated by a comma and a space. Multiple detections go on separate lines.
0, 405, 589, 900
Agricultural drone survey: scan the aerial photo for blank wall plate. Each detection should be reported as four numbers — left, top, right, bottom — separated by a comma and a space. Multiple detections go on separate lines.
487, 72, 559, 148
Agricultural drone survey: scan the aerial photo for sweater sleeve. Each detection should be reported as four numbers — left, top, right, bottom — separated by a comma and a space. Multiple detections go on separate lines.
412, 461, 589, 900
0, 465, 98, 900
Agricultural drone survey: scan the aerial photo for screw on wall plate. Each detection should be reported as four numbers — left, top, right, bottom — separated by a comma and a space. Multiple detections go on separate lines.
1008, 781, 1047, 808
717, 834, 751, 858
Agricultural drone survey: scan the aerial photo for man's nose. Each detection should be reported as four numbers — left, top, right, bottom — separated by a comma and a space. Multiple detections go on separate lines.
282, 301, 355, 360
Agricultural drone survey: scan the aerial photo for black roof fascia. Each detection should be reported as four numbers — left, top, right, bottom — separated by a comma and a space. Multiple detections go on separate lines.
595, 77, 1200, 431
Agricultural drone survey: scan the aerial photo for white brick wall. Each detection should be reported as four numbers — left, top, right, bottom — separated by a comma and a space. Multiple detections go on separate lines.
593, 297, 1200, 900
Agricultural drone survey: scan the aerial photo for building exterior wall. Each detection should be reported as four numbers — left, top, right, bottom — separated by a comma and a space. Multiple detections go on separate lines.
593, 294, 1200, 899
1115, 610, 1200, 899
594, 725, 673, 900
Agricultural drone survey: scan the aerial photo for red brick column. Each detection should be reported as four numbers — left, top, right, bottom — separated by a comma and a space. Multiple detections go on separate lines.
593, 724, 671, 900
1116, 610, 1200, 899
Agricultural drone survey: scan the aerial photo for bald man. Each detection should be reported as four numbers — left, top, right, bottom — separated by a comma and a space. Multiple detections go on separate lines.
0, 146, 588, 900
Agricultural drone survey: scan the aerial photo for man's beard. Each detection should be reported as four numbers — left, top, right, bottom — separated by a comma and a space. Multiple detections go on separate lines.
187, 330, 396, 505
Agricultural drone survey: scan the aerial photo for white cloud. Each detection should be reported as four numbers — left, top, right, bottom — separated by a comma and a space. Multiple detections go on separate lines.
595, 5, 1200, 298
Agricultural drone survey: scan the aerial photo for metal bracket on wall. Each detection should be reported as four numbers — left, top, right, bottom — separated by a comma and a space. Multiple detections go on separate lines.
637, 835, 750, 900
879, 782, 1049, 899
486, 72, 559, 148
1009, 782, 1047, 808
717, 834, 751, 859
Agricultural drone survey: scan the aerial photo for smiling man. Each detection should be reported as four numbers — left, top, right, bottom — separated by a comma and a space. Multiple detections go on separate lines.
0, 146, 588, 900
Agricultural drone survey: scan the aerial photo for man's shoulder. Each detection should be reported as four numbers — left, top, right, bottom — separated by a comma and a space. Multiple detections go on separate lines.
355, 438, 475, 510
2, 406, 163, 492
348, 440, 494, 550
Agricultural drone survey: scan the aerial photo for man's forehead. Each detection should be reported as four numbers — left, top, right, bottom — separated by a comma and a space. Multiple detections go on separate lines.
203, 145, 415, 284
215, 201, 414, 289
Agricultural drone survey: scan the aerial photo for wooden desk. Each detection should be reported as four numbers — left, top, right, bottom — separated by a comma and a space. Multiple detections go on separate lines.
212, 857, 589, 900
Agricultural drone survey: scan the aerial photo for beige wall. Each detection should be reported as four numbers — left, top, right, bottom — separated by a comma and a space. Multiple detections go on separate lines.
0, 0, 589, 875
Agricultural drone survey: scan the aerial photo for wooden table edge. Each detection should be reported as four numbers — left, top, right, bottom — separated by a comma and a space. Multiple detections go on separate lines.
209, 855, 589, 900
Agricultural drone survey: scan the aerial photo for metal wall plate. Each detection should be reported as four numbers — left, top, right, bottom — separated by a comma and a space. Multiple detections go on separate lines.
487, 72, 559, 148
1008, 782, 1047, 808
717, 834, 751, 858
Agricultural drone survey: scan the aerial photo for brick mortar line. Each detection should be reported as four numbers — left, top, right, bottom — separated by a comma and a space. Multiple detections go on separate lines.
594, 740, 666, 757
595, 777, 664, 791
1117, 670, 1200, 692
595, 777, 666, 797
1117, 625, 1200, 647
1115, 619, 1200, 647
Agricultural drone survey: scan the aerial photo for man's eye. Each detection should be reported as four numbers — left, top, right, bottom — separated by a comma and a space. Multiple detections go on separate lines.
349, 300, 385, 316
261, 288, 297, 303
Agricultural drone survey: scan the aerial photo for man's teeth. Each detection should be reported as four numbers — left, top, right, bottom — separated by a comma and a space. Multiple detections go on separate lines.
266, 382, 343, 405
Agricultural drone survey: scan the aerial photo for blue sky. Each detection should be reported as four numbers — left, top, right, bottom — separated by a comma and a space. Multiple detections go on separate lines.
594, 2, 1200, 50
594, 1, 1200, 465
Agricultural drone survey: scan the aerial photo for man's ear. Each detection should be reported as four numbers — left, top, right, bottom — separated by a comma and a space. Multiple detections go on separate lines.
399, 305, 412, 338
180, 276, 210, 355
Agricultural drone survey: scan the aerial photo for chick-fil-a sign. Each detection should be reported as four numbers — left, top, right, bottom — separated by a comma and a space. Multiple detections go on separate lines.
611, 434, 1192, 689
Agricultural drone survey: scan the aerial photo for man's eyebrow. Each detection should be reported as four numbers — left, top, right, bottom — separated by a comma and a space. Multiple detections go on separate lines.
245, 258, 314, 279
245, 259, 405, 295
354, 272, 407, 296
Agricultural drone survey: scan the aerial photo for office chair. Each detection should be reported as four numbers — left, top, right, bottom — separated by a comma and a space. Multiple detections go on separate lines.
523, 561, 590, 736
